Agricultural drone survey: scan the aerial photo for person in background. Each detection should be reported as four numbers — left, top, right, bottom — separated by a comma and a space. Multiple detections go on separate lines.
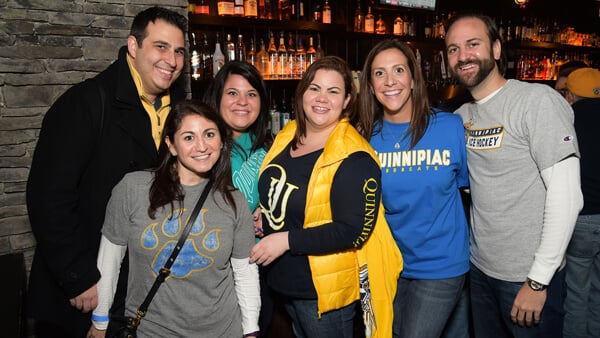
359, 38, 470, 338
554, 60, 588, 104
445, 12, 583, 338
26, 7, 187, 338
562, 67, 600, 338
250, 56, 402, 338
88, 100, 260, 338
203, 61, 274, 333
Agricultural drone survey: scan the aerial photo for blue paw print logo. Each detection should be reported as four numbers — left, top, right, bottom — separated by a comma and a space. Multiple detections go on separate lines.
141, 208, 221, 278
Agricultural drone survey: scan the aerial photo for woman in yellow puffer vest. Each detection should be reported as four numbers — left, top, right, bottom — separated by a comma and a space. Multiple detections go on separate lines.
250, 56, 402, 338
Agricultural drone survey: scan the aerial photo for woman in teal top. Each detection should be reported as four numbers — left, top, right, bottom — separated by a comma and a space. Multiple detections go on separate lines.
204, 61, 271, 216
204, 61, 273, 332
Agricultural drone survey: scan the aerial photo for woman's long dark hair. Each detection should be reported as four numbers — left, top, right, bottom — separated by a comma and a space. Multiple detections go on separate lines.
203, 61, 271, 157
292, 56, 357, 148
358, 39, 431, 149
148, 99, 235, 218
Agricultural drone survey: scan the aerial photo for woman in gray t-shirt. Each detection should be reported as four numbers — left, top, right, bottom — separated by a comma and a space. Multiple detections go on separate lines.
88, 100, 260, 338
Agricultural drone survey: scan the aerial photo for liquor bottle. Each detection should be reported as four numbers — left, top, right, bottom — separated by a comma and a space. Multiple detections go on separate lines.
498, 17, 505, 41
289, 97, 295, 121
521, 16, 529, 41
258, 0, 266, 18
439, 50, 448, 82
365, 6, 374, 34
532, 17, 540, 42
236, 34, 246, 63
550, 19, 559, 43
506, 20, 513, 42
218, 0, 235, 16
261, 0, 273, 19
200, 33, 213, 80
256, 38, 269, 77
313, 2, 321, 22
244, 0, 258, 18
437, 13, 446, 39
190, 32, 202, 80
286, 32, 296, 78
375, 14, 386, 35
353, 1, 364, 33
296, 37, 306, 76
213, 33, 225, 78
393, 15, 403, 36
278, 0, 291, 20
424, 15, 432, 38
549, 51, 559, 80
280, 94, 291, 129
403, 14, 410, 37
322, 0, 331, 24
247, 38, 256, 66
315, 33, 325, 60
267, 32, 278, 79
234, 0, 244, 16
225, 33, 236, 62
514, 17, 522, 41
270, 100, 281, 135
195, 0, 210, 15
297, 1, 305, 20
306, 35, 317, 68
408, 14, 416, 37
277, 31, 288, 78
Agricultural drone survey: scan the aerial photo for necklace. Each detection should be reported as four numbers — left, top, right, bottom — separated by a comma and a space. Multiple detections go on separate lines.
384, 125, 404, 150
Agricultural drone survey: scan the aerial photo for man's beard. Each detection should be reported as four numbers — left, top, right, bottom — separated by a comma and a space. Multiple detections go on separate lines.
451, 56, 496, 88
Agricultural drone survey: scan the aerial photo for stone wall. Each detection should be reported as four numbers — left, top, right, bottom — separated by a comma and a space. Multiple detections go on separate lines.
0, 0, 189, 271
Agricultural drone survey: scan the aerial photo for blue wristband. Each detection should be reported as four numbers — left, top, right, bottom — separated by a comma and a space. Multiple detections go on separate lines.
91, 314, 109, 322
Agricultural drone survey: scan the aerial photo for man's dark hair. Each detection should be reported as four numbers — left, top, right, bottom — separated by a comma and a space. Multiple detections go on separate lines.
130, 6, 187, 47
445, 11, 507, 75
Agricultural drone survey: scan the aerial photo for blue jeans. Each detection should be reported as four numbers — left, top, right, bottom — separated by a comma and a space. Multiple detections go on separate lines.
283, 298, 356, 338
442, 275, 472, 338
393, 275, 466, 338
470, 264, 566, 338
564, 214, 600, 338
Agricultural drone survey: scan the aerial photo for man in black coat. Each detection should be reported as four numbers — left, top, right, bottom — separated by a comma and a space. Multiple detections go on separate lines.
26, 7, 188, 337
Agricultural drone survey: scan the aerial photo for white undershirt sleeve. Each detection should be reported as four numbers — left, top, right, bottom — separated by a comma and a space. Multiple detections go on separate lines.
231, 257, 260, 335
91, 235, 127, 330
529, 156, 583, 284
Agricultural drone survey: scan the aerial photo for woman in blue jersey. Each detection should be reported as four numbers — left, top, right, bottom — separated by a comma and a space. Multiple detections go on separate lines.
358, 39, 470, 338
